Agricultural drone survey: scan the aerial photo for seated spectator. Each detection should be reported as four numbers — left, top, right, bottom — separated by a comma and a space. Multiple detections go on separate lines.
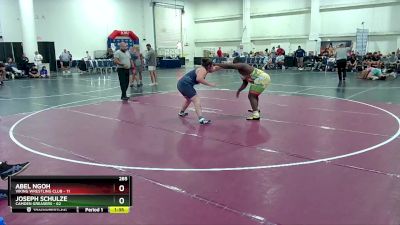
326, 56, 336, 71
359, 67, 396, 80
372, 52, 381, 60
347, 54, 357, 72
362, 52, 373, 68
232, 51, 239, 57
40, 66, 49, 78
263, 55, 275, 70
0, 63, 5, 86
388, 52, 398, 63
248, 51, 254, 57
78, 58, 88, 73
363, 52, 372, 60
369, 52, 383, 68
276, 54, 285, 70
5, 57, 24, 78
106, 48, 114, 59
313, 55, 324, 71
29, 65, 40, 78
262, 54, 270, 63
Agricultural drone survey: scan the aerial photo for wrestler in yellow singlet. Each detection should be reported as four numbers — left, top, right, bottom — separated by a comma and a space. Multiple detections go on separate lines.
216, 58, 271, 120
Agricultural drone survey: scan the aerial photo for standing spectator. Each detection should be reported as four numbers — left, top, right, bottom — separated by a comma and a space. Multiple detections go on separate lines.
85, 51, 91, 60
328, 43, 335, 56
295, 46, 306, 70
131, 47, 143, 87
0, 63, 5, 86
128, 47, 138, 88
34, 51, 43, 68
275, 45, 286, 70
335, 44, 351, 81
113, 42, 131, 101
145, 44, 157, 86
59, 49, 71, 73
270, 47, 276, 55
322, 48, 329, 57
264, 48, 269, 55
217, 47, 223, 57
396, 48, 400, 60
216, 47, 223, 63
68, 51, 73, 67
20, 53, 30, 75
276, 45, 285, 56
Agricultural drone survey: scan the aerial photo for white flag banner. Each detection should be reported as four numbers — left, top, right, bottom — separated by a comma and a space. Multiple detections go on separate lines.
356, 28, 368, 55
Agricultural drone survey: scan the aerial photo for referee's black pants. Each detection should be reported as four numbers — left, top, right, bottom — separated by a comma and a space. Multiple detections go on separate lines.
336, 59, 347, 80
117, 68, 130, 98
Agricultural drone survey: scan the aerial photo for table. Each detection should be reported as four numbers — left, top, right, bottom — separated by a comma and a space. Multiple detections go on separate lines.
159, 59, 181, 68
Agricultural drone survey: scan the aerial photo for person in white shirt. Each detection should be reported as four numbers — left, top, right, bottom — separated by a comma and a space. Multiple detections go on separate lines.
335, 44, 352, 81
60, 49, 71, 73
34, 51, 43, 68
85, 51, 92, 61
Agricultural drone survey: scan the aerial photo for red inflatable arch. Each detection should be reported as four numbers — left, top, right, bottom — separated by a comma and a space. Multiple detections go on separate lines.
108, 30, 139, 41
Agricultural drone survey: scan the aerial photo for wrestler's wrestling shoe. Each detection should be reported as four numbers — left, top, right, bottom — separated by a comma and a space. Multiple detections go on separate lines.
199, 117, 211, 125
246, 111, 260, 120
178, 111, 189, 117
0, 189, 8, 200
0, 161, 30, 180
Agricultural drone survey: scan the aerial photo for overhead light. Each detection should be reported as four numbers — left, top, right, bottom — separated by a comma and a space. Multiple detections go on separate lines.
154, 2, 184, 9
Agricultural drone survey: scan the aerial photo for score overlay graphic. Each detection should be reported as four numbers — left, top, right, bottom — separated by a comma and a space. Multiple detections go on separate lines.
8, 176, 132, 214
